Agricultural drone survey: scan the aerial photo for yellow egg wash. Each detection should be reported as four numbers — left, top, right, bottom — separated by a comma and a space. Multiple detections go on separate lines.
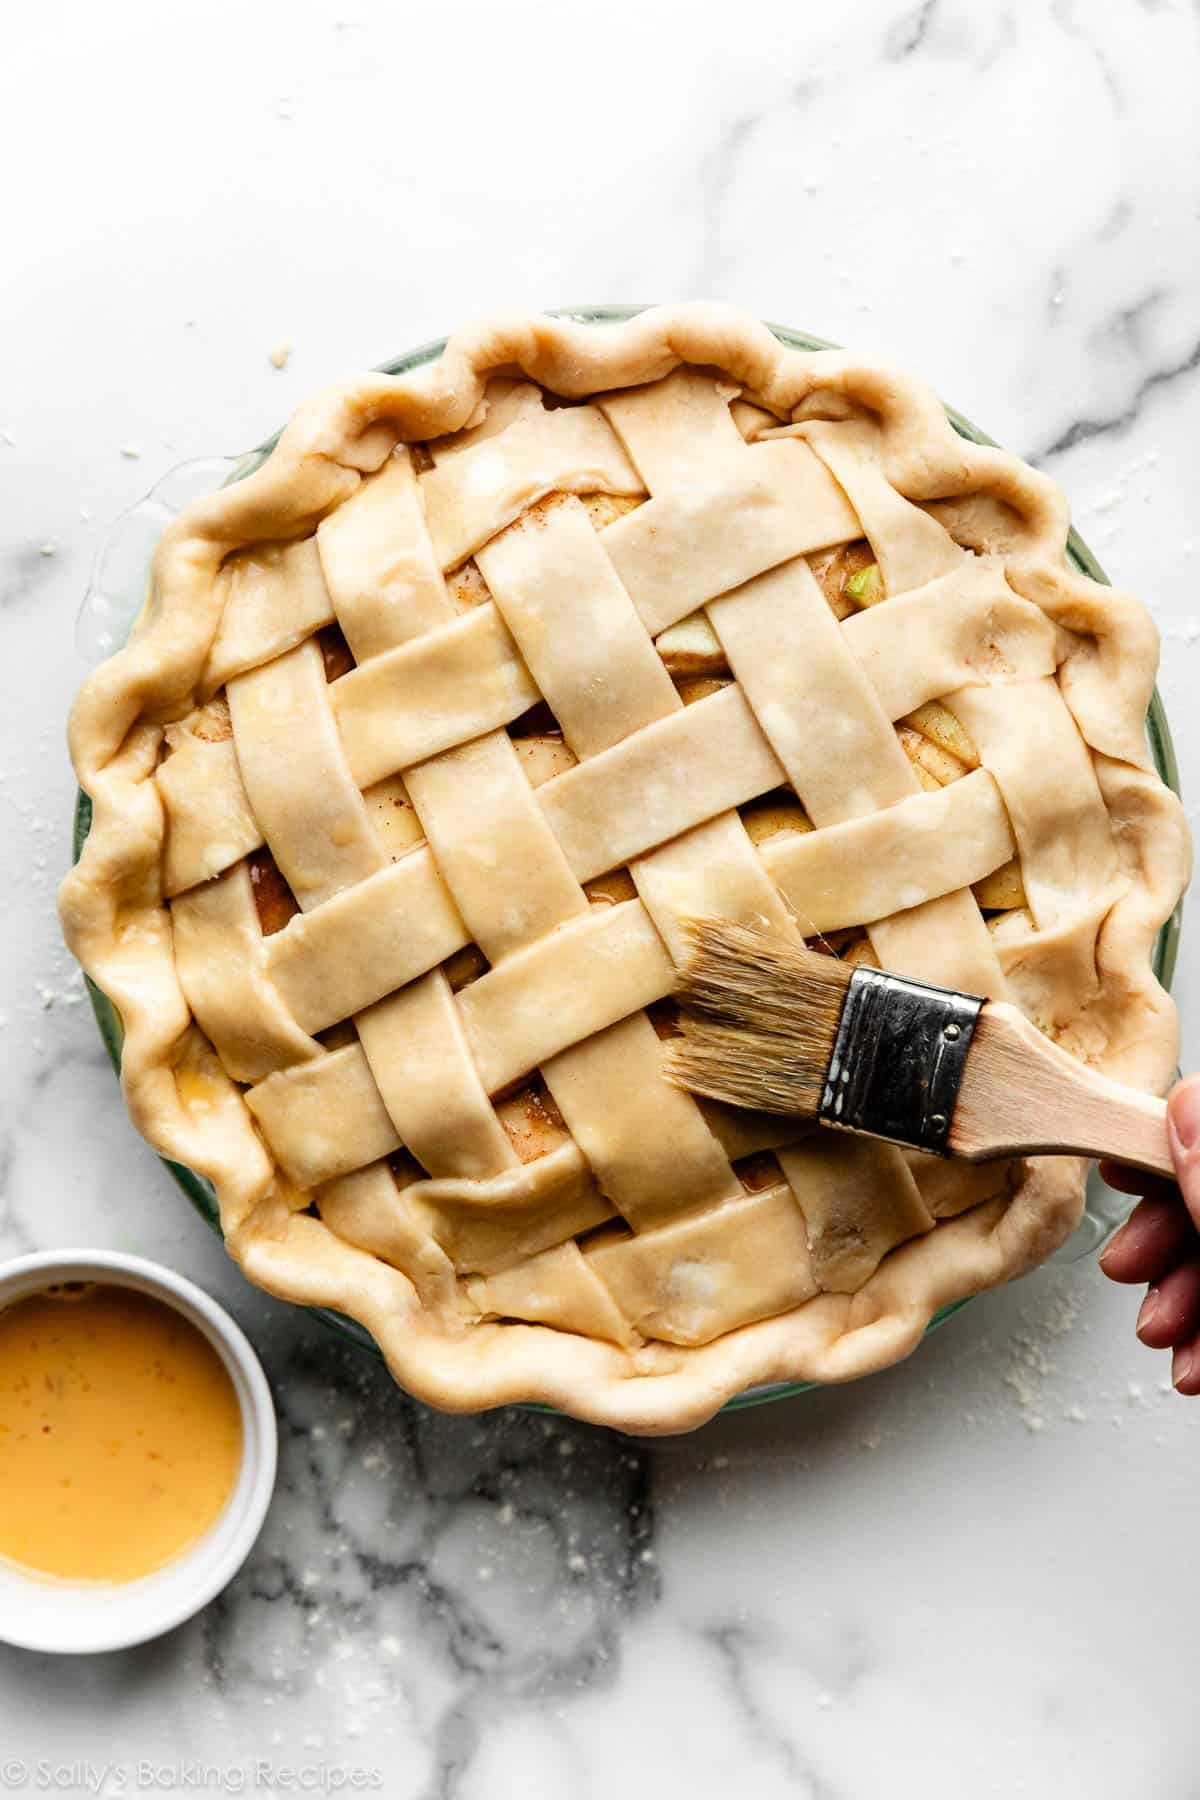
0, 1283, 243, 1583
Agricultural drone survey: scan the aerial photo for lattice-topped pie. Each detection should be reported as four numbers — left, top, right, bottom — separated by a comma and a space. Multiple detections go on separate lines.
61, 306, 1190, 1431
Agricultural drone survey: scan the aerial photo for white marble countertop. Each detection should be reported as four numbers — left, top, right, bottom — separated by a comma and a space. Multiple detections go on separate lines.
2, 1, 1199, 1793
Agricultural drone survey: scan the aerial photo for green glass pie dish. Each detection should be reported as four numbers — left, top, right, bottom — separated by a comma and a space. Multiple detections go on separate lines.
71, 306, 1184, 1413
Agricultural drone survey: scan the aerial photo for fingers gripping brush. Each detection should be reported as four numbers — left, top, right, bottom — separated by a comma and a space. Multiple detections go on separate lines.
667, 920, 1173, 1176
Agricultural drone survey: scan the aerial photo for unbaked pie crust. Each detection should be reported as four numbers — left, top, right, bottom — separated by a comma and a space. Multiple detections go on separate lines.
61, 305, 1190, 1431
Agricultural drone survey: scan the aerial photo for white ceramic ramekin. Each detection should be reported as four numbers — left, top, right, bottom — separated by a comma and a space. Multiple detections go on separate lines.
0, 1249, 277, 1654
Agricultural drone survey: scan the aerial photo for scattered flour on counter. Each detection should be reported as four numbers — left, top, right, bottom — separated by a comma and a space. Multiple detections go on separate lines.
36, 974, 85, 1011
1004, 1346, 1049, 1432
1002, 1280, 1082, 1433
995, 1281, 1185, 1435
1041, 1285, 1081, 1340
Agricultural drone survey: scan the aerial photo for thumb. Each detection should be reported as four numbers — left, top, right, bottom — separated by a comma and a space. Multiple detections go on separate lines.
1167, 1075, 1200, 1231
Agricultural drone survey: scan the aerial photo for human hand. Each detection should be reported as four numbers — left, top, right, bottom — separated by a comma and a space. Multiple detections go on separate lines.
1099, 1076, 1200, 1393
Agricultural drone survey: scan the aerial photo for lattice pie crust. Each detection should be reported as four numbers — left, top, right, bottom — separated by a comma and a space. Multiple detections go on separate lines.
61, 306, 1190, 1431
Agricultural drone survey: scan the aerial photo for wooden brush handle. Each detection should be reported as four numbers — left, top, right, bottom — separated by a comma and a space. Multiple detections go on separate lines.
952, 1001, 1173, 1177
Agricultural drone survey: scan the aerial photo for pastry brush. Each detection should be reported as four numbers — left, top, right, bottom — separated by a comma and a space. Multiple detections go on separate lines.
666, 919, 1173, 1176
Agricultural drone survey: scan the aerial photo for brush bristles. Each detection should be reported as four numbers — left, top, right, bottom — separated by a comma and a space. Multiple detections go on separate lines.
666, 919, 853, 1117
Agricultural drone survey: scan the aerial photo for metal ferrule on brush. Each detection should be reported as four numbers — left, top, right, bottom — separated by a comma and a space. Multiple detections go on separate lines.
819, 965, 984, 1156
